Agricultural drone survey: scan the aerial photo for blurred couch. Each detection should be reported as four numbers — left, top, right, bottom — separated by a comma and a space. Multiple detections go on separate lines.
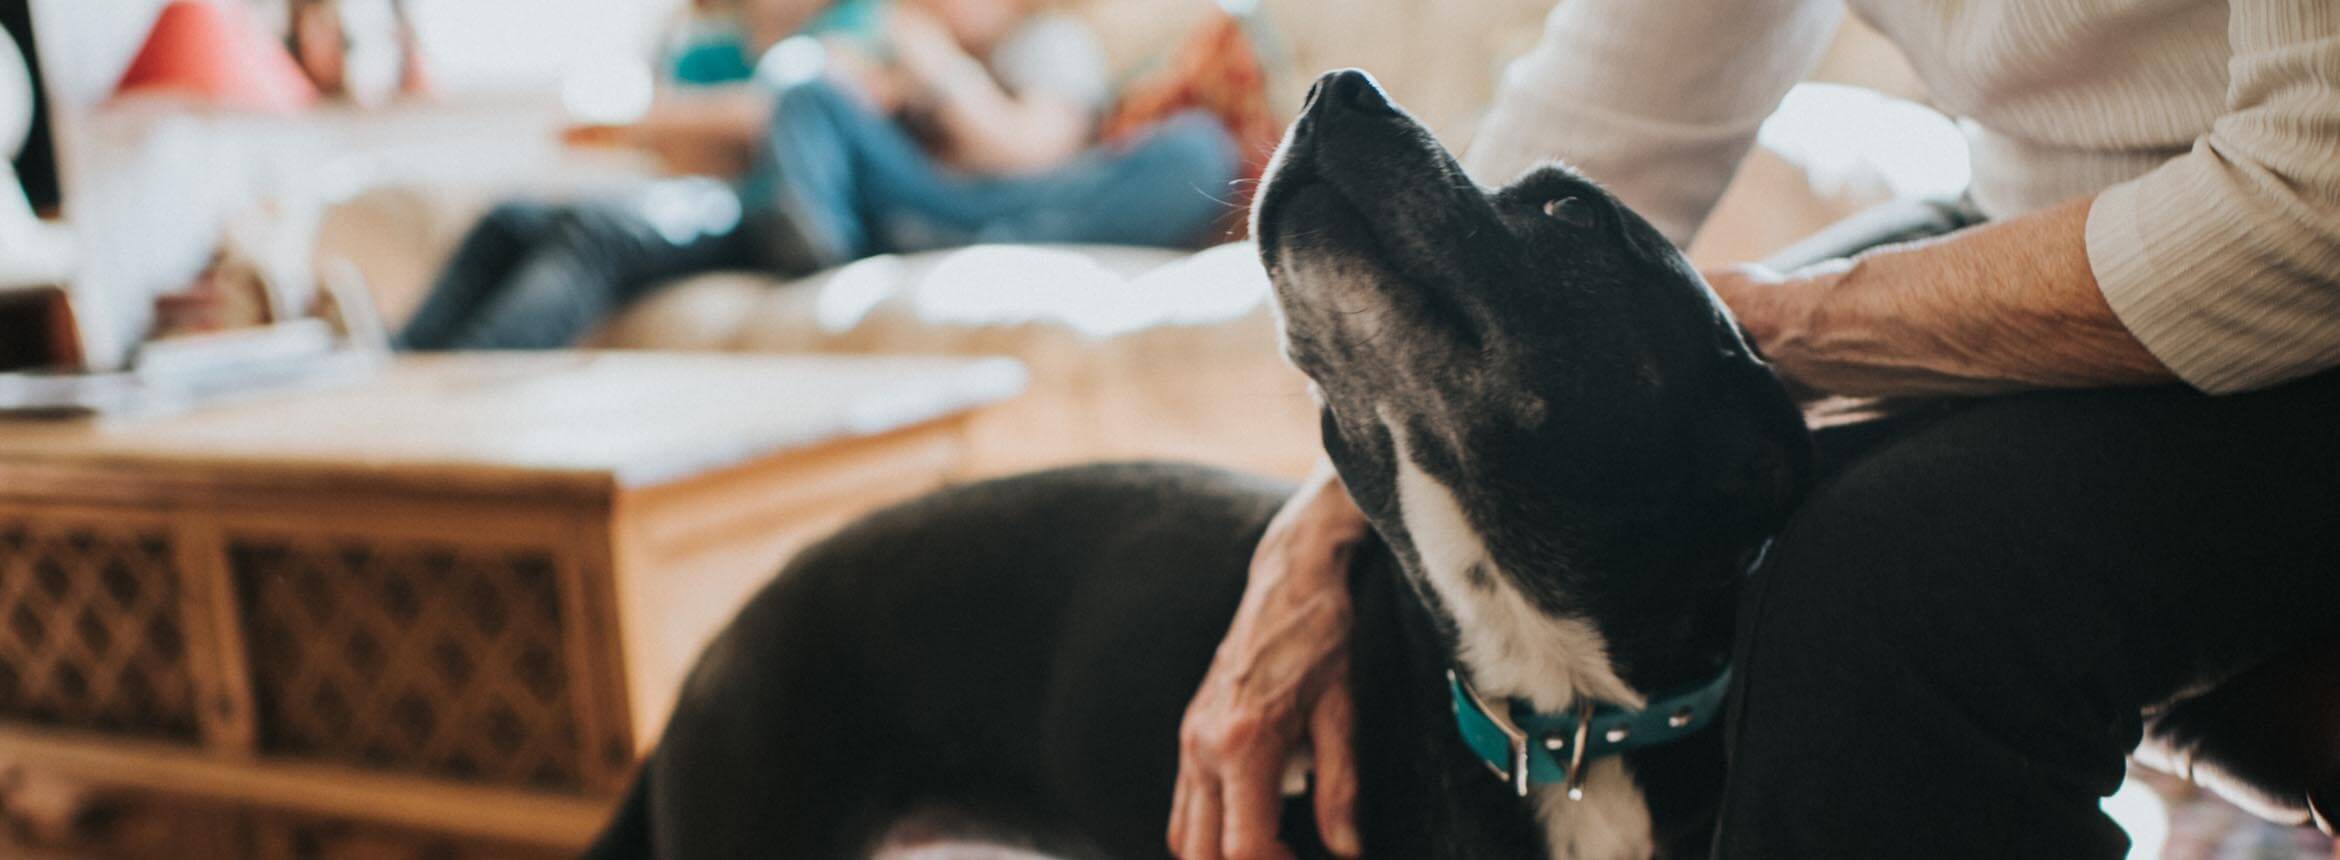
317, 0, 1931, 480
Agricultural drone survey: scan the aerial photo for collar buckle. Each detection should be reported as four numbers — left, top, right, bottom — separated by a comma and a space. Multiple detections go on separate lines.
1563, 698, 1593, 801
1448, 669, 1533, 797
1447, 665, 1734, 802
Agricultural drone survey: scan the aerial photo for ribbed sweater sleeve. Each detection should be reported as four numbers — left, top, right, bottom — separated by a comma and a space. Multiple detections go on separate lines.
1461, 0, 1842, 246
2084, 1, 2340, 393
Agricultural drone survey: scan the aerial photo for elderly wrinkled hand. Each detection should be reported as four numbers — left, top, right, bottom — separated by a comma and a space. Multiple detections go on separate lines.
1170, 462, 1368, 860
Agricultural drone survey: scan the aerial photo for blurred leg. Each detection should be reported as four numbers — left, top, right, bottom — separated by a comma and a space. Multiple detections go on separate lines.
395, 202, 563, 350
748, 80, 1240, 259
914, 111, 1241, 251
742, 79, 924, 265
424, 184, 758, 350
1712, 373, 2340, 858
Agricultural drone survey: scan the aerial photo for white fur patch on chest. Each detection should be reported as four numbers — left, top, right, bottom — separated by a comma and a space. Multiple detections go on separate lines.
1534, 763, 1655, 860
1381, 408, 1654, 859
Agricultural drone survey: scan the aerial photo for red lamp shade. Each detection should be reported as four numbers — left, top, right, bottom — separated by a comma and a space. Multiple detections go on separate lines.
113, 0, 316, 113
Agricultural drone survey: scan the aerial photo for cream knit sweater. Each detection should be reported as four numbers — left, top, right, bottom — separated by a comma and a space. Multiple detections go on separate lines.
1464, 0, 2340, 393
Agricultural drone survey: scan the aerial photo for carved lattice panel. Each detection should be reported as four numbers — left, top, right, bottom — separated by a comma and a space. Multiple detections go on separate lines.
0, 517, 198, 740
232, 539, 584, 790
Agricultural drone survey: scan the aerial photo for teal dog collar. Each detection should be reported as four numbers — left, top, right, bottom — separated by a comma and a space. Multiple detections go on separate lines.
1448, 666, 1732, 799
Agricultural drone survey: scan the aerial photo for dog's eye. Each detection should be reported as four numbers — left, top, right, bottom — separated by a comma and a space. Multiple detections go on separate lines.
1543, 196, 1597, 229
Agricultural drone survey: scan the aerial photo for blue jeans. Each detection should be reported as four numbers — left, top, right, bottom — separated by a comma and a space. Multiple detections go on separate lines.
742, 78, 1240, 264
399, 79, 1239, 350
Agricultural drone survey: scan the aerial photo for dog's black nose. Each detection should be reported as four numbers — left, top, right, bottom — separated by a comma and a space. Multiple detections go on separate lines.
1311, 68, 1397, 118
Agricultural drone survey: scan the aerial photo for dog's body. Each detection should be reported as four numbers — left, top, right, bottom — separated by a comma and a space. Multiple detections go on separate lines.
590, 70, 1809, 859
596, 463, 1628, 858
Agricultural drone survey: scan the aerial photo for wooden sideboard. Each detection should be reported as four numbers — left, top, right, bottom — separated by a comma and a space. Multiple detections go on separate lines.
0, 352, 1021, 857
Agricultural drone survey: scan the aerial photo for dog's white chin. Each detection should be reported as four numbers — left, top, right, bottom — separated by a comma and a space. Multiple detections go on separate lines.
1381, 407, 1656, 860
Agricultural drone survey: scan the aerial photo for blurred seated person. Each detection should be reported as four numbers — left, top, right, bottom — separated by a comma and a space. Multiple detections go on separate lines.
397, 0, 1240, 351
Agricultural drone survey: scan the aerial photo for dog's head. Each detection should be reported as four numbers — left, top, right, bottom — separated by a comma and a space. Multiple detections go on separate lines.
1254, 70, 1812, 696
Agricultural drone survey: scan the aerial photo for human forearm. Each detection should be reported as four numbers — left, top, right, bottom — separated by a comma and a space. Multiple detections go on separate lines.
924, 89, 1089, 174
887, 9, 1089, 174
900, 59, 1087, 173
1718, 196, 2174, 397
1263, 459, 1371, 586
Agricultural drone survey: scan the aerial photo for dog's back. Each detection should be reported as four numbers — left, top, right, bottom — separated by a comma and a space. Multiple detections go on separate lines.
592, 463, 1290, 858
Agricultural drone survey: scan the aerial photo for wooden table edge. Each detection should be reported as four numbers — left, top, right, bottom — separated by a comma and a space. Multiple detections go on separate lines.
0, 724, 612, 850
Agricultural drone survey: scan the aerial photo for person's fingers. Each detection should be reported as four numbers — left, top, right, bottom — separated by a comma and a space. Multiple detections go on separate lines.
1168, 764, 1191, 852
1220, 751, 1295, 860
1179, 774, 1225, 860
1173, 466, 1364, 859
1308, 679, 1361, 857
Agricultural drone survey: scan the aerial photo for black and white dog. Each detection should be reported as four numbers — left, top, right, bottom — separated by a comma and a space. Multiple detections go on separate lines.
587, 69, 1811, 859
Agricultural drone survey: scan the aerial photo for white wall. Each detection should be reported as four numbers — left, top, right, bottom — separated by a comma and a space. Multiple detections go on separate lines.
28, 0, 161, 107
405, 0, 682, 94
25, 0, 683, 366
32, 0, 687, 106
27, 0, 180, 366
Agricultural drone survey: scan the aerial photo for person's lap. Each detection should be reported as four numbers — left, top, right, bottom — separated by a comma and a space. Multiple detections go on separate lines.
1714, 372, 2340, 857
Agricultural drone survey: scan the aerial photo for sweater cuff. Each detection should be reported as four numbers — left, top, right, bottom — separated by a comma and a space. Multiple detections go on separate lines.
2085, 173, 2294, 395
2085, 180, 2196, 385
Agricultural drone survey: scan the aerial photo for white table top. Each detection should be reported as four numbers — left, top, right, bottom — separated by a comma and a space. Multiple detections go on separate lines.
0, 351, 1027, 489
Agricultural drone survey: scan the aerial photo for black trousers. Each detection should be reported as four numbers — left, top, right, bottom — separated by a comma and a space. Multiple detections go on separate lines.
1710, 373, 2340, 857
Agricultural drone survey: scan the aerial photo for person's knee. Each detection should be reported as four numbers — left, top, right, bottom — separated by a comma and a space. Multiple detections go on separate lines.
1759, 456, 2069, 649
1722, 451, 2142, 846
769, 77, 859, 129
1744, 450, 2133, 737
541, 204, 645, 258
1749, 469, 1946, 660
479, 201, 559, 240
479, 202, 624, 258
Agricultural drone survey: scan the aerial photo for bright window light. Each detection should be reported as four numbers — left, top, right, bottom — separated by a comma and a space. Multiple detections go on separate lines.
1758, 83, 1972, 202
